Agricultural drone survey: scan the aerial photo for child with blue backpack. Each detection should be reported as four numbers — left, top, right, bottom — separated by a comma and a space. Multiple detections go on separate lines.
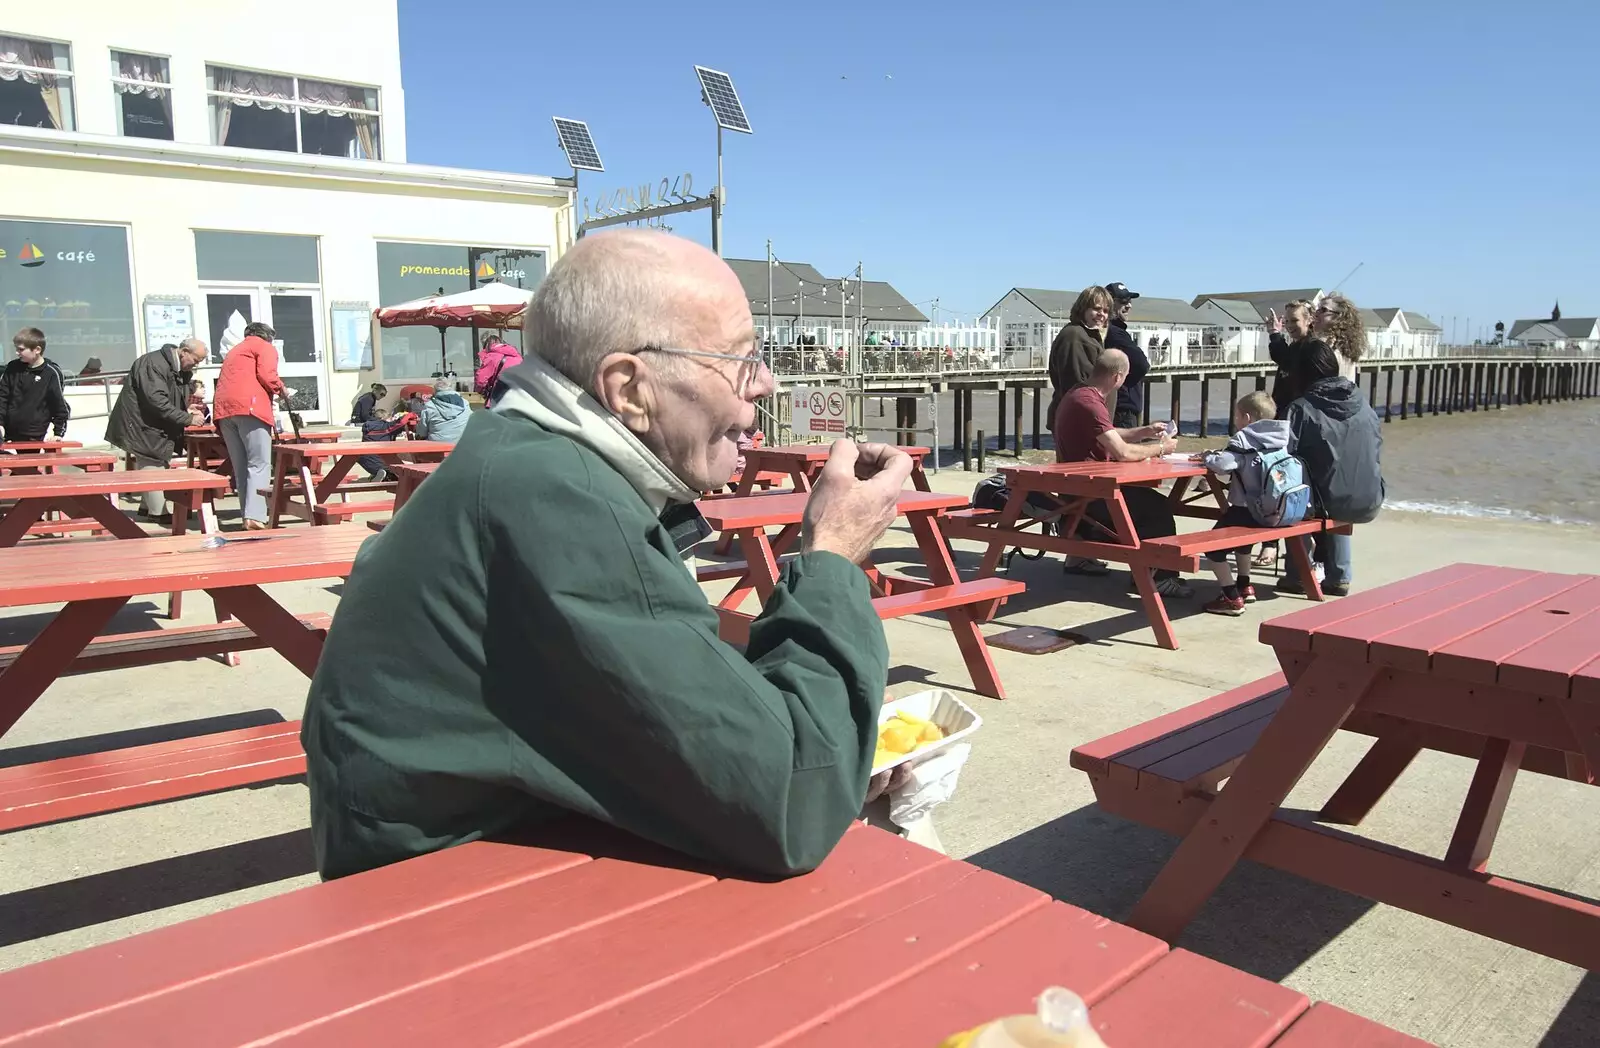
1196, 391, 1310, 616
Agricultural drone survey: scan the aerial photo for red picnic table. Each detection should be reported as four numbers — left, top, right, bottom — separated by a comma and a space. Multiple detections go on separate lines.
186, 426, 345, 476
729, 442, 933, 496
1077, 563, 1600, 970
390, 460, 440, 513
697, 489, 1024, 699
0, 451, 117, 474
941, 460, 1350, 649
0, 467, 230, 616
0, 526, 372, 832
0, 819, 1428, 1047
266, 440, 454, 527
0, 439, 81, 453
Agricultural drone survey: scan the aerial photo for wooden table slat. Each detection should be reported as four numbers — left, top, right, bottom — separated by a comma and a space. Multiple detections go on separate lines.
1257, 563, 1500, 651
0, 452, 118, 472
783, 901, 1168, 1048
0, 527, 372, 606
218, 827, 953, 1048
697, 489, 966, 531
1308, 568, 1545, 661
556, 863, 1048, 1047
0, 840, 595, 1039
1575, 654, 1600, 704
0, 467, 227, 499
272, 440, 457, 461
1429, 574, 1600, 689
1492, 607, 1600, 699
1368, 573, 1595, 671
1091, 949, 1308, 1048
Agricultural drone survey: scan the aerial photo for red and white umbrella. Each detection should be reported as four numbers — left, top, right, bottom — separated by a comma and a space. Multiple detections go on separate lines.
374, 281, 534, 329
373, 282, 534, 378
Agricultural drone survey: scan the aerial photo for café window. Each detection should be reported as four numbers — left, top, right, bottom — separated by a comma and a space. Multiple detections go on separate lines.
0, 34, 75, 131
0, 219, 138, 375
207, 66, 380, 159
375, 242, 546, 380
110, 51, 172, 140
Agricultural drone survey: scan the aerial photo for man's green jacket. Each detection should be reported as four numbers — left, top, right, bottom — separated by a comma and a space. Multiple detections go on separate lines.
302, 408, 888, 880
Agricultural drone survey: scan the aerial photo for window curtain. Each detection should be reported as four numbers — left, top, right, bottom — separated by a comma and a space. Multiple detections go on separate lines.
114, 53, 171, 125
211, 68, 292, 146
299, 79, 378, 159
0, 36, 62, 130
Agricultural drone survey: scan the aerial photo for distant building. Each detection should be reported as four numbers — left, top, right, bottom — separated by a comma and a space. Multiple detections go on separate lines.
983, 288, 1210, 366
1193, 289, 1440, 358
1508, 316, 1599, 352
729, 258, 928, 348
1192, 298, 1267, 361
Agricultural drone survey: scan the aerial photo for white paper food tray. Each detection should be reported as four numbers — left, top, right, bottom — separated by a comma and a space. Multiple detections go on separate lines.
871, 688, 982, 774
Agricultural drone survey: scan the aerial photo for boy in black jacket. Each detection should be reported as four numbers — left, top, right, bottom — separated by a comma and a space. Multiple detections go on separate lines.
0, 327, 71, 445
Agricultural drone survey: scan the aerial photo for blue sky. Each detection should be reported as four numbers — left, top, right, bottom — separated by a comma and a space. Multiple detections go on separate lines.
399, 0, 1598, 339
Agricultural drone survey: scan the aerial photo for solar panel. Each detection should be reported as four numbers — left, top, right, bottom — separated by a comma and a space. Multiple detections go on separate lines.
694, 66, 752, 134
551, 117, 604, 172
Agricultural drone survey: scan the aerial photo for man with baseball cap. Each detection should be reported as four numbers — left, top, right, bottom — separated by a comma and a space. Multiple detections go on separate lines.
1103, 282, 1149, 428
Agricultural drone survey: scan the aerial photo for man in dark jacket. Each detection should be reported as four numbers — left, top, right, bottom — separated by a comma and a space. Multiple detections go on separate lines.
1103, 282, 1150, 428
302, 230, 912, 881
0, 326, 71, 445
1281, 342, 1384, 597
106, 338, 210, 520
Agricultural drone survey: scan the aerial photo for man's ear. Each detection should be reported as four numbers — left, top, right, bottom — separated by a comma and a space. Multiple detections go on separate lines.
595, 352, 653, 434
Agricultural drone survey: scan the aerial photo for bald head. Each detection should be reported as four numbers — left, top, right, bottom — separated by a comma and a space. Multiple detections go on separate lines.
1093, 348, 1130, 381
525, 230, 745, 390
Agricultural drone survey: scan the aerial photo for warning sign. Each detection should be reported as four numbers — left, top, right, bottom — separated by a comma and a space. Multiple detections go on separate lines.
791, 385, 847, 435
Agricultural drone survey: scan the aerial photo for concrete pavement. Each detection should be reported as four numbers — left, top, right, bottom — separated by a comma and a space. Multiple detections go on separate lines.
0, 469, 1596, 1046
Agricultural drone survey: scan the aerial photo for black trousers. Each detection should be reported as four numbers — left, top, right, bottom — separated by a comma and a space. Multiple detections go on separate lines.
1079, 487, 1180, 580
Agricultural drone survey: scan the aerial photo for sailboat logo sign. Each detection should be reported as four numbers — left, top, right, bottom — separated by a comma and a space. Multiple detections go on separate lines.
473, 259, 496, 280
18, 242, 45, 268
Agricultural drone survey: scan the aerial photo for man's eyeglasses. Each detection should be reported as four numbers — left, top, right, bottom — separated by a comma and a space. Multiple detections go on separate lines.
638, 346, 769, 396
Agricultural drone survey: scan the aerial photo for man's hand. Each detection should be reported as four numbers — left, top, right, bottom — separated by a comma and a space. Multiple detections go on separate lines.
802, 441, 913, 564
1132, 422, 1168, 442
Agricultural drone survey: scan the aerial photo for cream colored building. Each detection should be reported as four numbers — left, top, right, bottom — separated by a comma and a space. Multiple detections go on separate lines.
2, 1, 572, 433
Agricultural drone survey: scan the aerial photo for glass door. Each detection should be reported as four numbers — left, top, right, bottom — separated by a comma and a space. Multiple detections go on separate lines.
200, 286, 328, 424
266, 291, 327, 423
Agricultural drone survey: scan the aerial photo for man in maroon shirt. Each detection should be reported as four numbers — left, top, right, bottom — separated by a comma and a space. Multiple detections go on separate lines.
1051, 350, 1192, 596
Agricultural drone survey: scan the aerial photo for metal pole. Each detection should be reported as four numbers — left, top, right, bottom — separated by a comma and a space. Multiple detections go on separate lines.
766, 239, 774, 364
712, 125, 724, 256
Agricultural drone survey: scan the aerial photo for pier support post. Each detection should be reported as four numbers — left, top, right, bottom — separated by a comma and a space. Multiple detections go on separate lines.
996, 388, 1007, 452
1384, 368, 1395, 422
963, 388, 975, 468
1228, 374, 1240, 433
1012, 390, 1023, 457
1170, 377, 1182, 436
1199, 376, 1211, 438
1031, 386, 1041, 449
953, 384, 965, 458
1400, 367, 1411, 420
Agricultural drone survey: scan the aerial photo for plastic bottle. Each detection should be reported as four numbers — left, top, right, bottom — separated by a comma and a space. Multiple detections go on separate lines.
939, 987, 1107, 1048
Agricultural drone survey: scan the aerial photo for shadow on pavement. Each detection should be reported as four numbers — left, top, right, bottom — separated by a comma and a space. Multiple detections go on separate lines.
0, 601, 166, 647
1542, 973, 1600, 1048
0, 829, 315, 947
964, 801, 1375, 985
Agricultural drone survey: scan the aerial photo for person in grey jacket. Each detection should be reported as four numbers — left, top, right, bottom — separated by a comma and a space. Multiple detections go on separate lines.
1196, 390, 1288, 614
416, 380, 470, 443
1280, 342, 1385, 597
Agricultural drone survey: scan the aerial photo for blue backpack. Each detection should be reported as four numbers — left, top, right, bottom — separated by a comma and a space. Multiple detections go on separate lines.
1245, 448, 1311, 527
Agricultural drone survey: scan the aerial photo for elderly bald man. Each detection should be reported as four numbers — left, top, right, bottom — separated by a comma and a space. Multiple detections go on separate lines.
105, 336, 210, 522
303, 231, 913, 880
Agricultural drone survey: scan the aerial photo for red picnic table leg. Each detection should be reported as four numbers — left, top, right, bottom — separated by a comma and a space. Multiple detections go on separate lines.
717, 522, 801, 611
0, 596, 131, 737
1284, 532, 1327, 601
208, 585, 327, 678
909, 455, 931, 492
1127, 656, 1381, 943
59, 494, 149, 540
1557, 697, 1600, 785
714, 450, 776, 555
1102, 490, 1179, 650
0, 498, 50, 547
1444, 737, 1525, 872
1317, 731, 1423, 825
164, 488, 222, 624
910, 508, 1006, 699
267, 447, 291, 528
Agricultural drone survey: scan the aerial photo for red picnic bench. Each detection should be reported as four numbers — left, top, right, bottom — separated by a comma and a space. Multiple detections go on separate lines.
0, 440, 81, 453
697, 489, 1024, 699
1072, 563, 1600, 971
941, 460, 1353, 647
0, 527, 371, 833
265, 440, 453, 526
0, 819, 1429, 1046
0, 451, 117, 474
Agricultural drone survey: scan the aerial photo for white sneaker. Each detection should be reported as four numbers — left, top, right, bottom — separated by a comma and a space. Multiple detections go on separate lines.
1313, 563, 1326, 584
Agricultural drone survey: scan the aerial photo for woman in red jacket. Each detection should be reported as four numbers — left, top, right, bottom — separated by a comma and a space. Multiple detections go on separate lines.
214, 321, 289, 529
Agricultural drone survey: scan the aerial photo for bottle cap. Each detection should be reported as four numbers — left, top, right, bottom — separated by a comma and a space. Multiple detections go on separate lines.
1035, 987, 1091, 1033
